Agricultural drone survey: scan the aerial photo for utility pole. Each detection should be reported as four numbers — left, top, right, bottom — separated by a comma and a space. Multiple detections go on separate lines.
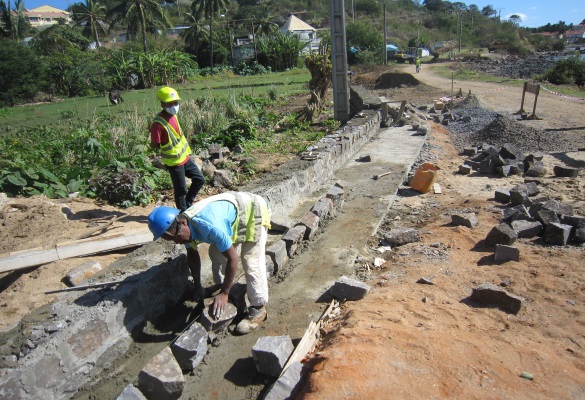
459, 12, 462, 52
330, 0, 350, 123
210, 3, 214, 75
384, 4, 387, 65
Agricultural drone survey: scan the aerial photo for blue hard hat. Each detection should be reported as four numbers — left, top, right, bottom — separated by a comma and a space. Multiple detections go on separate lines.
148, 206, 180, 240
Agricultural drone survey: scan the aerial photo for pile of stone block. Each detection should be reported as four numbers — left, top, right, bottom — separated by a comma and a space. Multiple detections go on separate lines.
484, 183, 585, 261
457, 143, 546, 178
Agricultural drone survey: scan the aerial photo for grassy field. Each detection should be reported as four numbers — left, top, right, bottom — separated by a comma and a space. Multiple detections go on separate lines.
1, 69, 311, 130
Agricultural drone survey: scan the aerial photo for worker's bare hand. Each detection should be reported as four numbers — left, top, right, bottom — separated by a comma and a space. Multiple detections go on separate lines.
211, 292, 229, 320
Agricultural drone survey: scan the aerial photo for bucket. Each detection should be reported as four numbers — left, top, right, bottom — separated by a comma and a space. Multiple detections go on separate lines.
410, 163, 440, 193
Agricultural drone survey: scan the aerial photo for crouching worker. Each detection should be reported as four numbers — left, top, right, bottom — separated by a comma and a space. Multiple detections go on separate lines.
148, 191, 271, 335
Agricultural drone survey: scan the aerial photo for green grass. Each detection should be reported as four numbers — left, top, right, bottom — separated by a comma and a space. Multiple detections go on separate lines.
0, 69, 311, 131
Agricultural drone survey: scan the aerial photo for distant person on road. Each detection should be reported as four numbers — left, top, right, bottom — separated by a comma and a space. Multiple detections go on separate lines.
150, 86, 205, 212
147, 191, 271, 335
415, 57, 421, 73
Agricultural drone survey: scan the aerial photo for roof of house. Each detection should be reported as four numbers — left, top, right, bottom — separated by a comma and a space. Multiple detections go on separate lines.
280, 15, 316, 32
24, 5, 70, 16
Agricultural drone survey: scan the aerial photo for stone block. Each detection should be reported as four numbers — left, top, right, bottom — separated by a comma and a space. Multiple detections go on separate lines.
525, 163, 547, 177
494, 189, 510, 203
264, 361, 304, 400
469, 283, 524, 314
511, 220, 542, 238
65, 260, 102, 286
451, 213, 478, 228
171, 322, 208, 371
541, 200, 573, 216
496, 165, 512, 177
574, 227, 585, 243
326, 186, 345, 208
553, 165, 580, 178
266, 240, 289, 274
383, 228, 420, 246
213, 170, 233, 188
462, 147, 477, 156
499, 143, 524, 161
117, 384, 147, 400
503, 205, 531, 222
534, 209, 560, 226
200, 302, 238, 333
543, 223, 572, 246
479, 158, 495, 175
330, 276, 371, 301
138, 347, 184, 400
298, 211, 320, 240
228, 276, 248, 314
265, 256, 275, 279
310, 199, 330, 219
458, 165, 472, 174
491, 154, 506, 167
560, 215, 585, 230
494, 244, 520, 262
269, 216, 293, 233
509, 188, 529, 206
485, 223, 517, 246
282, 225, 306, 257
252, 335, 294, 377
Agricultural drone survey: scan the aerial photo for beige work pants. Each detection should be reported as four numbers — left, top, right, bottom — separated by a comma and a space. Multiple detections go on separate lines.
208, 226, 268, 307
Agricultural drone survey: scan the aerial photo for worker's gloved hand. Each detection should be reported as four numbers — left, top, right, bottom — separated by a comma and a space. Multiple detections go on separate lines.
211, 292, 229, 320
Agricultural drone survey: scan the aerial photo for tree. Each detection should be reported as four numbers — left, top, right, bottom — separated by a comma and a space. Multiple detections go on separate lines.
71, 0, 110, 47
0, 0, 30, 40
108, 0, 171, 53
481, 5, 496, 17
423, 0, 444, 13
0, 40, 47, 106
508, 14, 521, 26
190, 0, 231, 73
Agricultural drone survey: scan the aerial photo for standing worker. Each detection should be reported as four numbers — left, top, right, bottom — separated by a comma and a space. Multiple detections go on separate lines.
151, 86, 205, 212
148, 191, 271, 335
415, 57, 421, 73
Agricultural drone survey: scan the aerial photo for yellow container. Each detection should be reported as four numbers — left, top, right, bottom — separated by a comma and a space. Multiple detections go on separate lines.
410, 163, 440, 193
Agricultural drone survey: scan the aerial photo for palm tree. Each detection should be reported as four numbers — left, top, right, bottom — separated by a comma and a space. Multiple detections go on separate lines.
70, 0, 110, 47
182, 12, 210, 56
107, 0, 171, 53
0, 0, 28, 40
190, 0, 231, 74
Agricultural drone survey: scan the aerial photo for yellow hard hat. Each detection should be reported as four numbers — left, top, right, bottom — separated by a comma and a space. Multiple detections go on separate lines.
157, 86, 181, 103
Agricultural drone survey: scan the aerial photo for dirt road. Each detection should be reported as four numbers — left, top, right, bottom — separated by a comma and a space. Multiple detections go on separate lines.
297, 64, 585, 399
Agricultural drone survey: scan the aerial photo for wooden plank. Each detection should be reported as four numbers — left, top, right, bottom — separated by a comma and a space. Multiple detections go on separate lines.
125, 229, 154, 245
0, 248, 59, 274
56, 233, 130, 259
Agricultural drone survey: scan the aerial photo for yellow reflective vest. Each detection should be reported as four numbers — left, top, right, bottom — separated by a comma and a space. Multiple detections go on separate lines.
182, 192, 271, 247
153, 115, 191, 166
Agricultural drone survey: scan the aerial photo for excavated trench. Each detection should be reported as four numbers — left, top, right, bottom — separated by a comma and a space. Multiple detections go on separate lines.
0, 105, 427, 399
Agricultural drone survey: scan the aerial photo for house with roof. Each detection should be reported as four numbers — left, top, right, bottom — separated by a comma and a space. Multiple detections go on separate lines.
280, 14, 320, 53
565, 24, 585, 44
24, 5, 71, 28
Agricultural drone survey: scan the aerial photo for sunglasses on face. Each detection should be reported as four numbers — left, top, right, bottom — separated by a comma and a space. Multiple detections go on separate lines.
162, 219, 181, 240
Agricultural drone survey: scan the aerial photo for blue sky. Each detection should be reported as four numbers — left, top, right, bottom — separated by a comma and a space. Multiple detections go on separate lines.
23, 0, 585, 29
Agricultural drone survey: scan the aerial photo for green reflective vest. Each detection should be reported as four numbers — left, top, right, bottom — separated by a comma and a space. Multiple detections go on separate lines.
182, 192, 271, 247
153, 115, 191, 166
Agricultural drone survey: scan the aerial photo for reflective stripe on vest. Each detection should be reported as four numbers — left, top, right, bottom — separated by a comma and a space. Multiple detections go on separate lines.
182, 191, 271, 248
153, 115, 191, 166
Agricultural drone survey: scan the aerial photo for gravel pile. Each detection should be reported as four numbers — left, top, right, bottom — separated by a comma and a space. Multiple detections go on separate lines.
466, 52, 565, 80
446, 106, 569, 153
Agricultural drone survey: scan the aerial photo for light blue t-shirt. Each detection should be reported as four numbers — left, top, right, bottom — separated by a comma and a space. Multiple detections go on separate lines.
186, 200, 237, 252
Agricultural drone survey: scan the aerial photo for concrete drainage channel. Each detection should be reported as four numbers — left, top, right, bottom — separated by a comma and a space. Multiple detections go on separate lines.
0, 97, 427, 399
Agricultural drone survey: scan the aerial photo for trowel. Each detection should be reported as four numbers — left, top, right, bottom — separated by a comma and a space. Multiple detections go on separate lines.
416, 268, 442, 285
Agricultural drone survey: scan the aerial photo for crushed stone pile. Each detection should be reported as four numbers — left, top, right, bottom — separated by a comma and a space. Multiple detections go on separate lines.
446, 107, 569, 153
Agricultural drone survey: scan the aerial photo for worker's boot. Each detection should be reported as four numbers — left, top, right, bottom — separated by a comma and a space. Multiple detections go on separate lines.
234, 306, 267, 335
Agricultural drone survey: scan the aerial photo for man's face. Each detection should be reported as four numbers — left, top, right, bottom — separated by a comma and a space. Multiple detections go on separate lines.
162, 100, 179, 108
161, 218, 191, 244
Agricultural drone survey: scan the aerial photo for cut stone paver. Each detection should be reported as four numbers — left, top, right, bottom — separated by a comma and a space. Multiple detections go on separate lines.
383, 228, 420, 246
263, 361, 304, 400
266, 240, 289, 274
65, 260, 102, 286
171, 322, 208, 371
485, 223, 517, 246
252, 335, 294, 377
494, 244, 520, 262
543, 223, 572, 245
298, 211, 320, 240
451, 213, 478, 228
282, 225, 307, 257
330, 276, 371, 301
511, 220, 542, 238
200, 302, 238, 333
469, 283, 524, 314
494, 189, 511, 203
117, 384, 147, 400
137, 347, 184, 400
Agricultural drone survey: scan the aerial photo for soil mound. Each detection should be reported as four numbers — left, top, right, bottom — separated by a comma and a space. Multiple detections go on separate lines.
374, 73, 420, 89
452, 94, 482, 108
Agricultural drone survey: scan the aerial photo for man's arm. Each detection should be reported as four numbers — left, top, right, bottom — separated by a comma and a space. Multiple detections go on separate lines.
186, 247, 204, 301
212, 245, 238, 318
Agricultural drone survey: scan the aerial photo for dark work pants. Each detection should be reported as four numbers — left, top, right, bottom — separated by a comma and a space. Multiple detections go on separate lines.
167, 158, 205, 212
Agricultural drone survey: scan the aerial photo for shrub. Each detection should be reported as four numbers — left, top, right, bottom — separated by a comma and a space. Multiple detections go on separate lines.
0, 41, 47, 106
540, 56, 585, 87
